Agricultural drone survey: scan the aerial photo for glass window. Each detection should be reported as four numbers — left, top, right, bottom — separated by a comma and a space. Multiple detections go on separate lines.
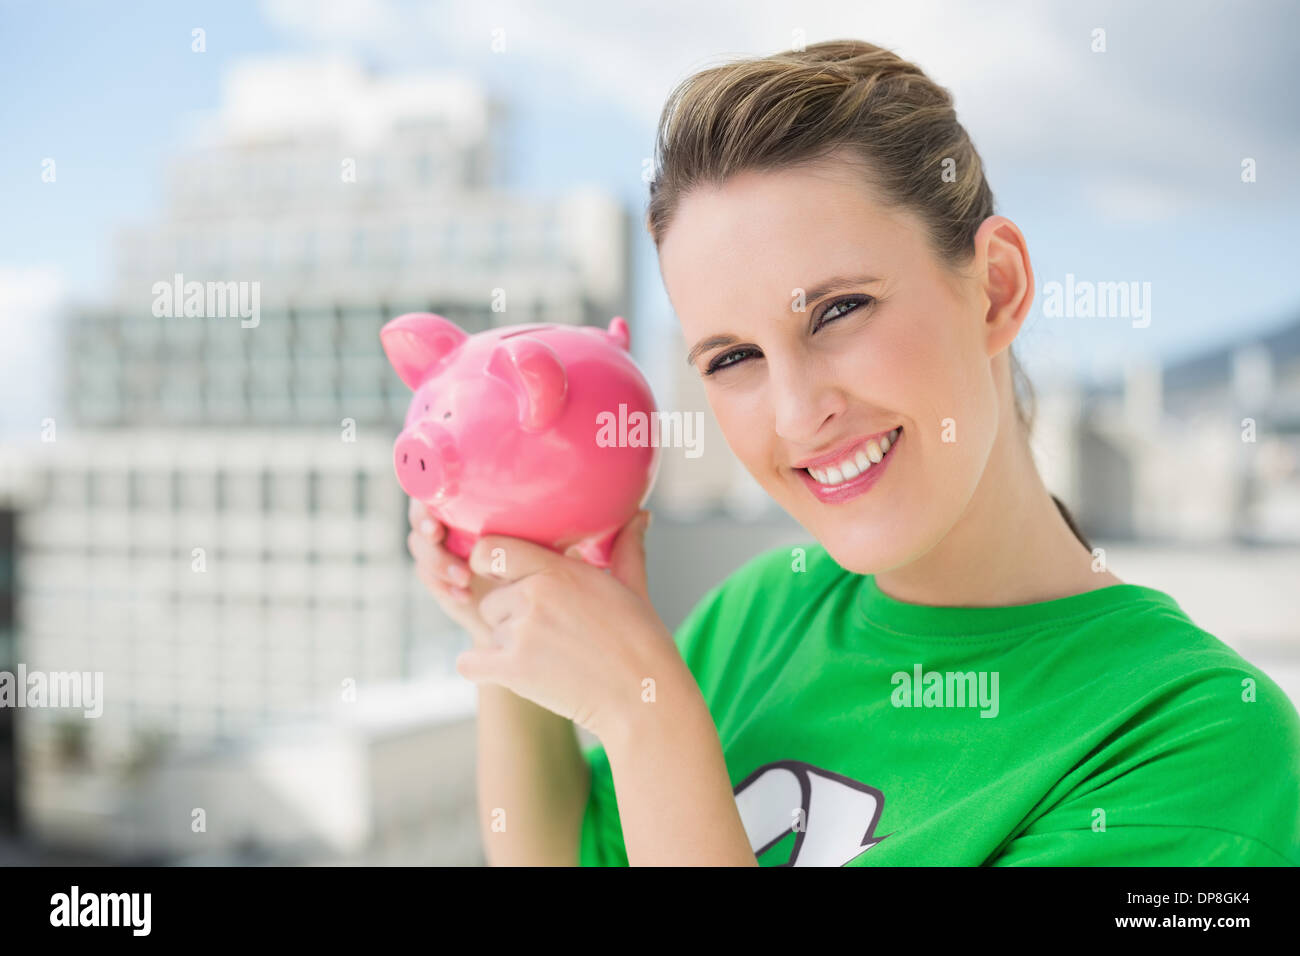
271, 472, 308, 513
130, 471, 172, 510
179, 472, 217, 511
90, 470, 129, 509
51, 469, 87, 508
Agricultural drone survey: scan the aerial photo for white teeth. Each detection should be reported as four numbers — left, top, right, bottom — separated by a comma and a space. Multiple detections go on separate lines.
803, 427, 902, 487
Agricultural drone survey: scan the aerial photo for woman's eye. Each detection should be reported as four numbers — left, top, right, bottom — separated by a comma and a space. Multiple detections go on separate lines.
701, 296, 874, 376
704, 346, 760, 375
816, 295, 874, 329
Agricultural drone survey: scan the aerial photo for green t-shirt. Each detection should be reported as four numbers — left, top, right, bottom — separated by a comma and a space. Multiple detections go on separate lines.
579, 543, 1300, 866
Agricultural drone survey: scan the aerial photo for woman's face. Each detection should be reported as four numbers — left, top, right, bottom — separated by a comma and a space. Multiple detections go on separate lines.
659, 157, 1011, 574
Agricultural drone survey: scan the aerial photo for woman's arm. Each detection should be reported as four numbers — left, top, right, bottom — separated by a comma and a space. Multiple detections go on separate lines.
455, 514, 758, 866
598, 661, 757, 867
406, 500, 590, 866
474, 684, 590, 866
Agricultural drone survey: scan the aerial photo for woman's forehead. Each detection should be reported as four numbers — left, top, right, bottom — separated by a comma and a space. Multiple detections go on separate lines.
660, 177, 918, 320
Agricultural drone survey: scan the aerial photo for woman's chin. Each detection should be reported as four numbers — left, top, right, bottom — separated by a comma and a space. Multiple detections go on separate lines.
770, 480, 933, 574
819, 540, 902, 576
787, 518, 908, 575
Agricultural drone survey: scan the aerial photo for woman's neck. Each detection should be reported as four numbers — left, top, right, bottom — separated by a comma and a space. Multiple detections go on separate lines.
873, 421, 1122, 608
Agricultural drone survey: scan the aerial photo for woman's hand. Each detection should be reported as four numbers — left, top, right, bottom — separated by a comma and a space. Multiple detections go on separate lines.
406, 497, 505, 648
454, 510, 688, 743
444, 508, 755, 865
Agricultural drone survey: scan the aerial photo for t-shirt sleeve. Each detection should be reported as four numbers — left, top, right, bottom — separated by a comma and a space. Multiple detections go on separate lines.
578, 739, 626, 866
990, 665, 1300, 867
577, 574, 735, 867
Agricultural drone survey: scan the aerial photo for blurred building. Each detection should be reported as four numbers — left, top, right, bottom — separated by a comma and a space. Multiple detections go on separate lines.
82, 57, 630, 428
1076, 315, 1300, 543
0, 504, 17, 836
11, 57, 630, 859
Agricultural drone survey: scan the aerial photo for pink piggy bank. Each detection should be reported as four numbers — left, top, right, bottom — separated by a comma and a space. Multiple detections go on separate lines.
381, 313, 660, 567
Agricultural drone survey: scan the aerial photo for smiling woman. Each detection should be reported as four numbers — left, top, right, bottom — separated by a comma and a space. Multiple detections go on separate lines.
649, 73, 1082, 586
414, 38, 1300, 868
567, 38, 1300, 866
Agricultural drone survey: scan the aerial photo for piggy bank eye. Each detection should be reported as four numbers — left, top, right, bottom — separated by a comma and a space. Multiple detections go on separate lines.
442, 411, 451, 419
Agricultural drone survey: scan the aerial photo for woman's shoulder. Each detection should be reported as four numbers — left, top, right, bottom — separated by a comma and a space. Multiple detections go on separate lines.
1039, 585, 1300, 863
670, 541, 846, 659
678, 540, 846, 624
1083, 582, 1293, 701
1013, 580, 1300, 806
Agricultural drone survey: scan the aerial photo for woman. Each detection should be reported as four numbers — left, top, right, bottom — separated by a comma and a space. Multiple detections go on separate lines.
407, 39, 1300, 866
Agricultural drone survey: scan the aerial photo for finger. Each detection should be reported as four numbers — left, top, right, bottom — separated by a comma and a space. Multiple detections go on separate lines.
607, 509, 652, 602
478, 583, 527, 629
408, 530, 472, 588
415, 561, 472, 605
468, 534, 564, 583
408, 498, 445, 542
455, 646, 509, 685
409, 499, 444, 541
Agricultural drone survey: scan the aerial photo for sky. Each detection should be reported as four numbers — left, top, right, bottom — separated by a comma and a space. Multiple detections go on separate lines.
2, 0, 1298, 437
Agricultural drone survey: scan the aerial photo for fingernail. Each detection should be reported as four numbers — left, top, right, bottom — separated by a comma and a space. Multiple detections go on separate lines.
420, 519, 434, 536
449, 565, 471, 588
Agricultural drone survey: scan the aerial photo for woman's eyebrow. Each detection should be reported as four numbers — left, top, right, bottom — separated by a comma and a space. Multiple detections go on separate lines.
800, 273, 882, 304
686, 334, 739, 367
684, 274, 882, 366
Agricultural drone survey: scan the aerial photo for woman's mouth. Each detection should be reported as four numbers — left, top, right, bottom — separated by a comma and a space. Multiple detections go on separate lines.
794, 427, 902, 504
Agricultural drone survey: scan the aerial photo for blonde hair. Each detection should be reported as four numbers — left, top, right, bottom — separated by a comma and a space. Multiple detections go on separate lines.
647, 39, 1089, 547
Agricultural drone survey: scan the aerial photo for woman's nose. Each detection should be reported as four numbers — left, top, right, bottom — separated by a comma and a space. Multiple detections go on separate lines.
768, 358, 848, 444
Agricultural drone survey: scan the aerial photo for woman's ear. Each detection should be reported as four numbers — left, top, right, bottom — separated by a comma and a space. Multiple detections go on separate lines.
971, 215, 1034, 358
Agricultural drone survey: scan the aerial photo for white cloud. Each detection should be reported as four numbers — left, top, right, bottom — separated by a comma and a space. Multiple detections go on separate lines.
1081, 174, 1187, 224
258, 0, 1298, 222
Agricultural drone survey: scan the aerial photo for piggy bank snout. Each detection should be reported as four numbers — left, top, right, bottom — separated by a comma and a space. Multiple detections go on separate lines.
394, 422, 461, 501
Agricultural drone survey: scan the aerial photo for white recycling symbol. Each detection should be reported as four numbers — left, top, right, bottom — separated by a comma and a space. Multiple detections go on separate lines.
733, 760, 888, 866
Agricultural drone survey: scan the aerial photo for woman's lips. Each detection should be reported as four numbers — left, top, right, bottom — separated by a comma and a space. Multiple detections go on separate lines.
794, 427, 902, 504
792, 426, 899, 471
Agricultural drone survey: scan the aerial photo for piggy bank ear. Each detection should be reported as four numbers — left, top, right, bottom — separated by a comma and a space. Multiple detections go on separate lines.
606, 316, 630, 351
380, 313, 468, 389
486, 337, 567, 432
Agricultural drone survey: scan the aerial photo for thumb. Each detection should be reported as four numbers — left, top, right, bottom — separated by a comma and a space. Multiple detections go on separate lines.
455, 647, 505, 686
607, 509, 652, 601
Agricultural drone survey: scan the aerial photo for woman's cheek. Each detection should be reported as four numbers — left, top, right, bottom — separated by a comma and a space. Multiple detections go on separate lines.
705, 389, 769, 477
